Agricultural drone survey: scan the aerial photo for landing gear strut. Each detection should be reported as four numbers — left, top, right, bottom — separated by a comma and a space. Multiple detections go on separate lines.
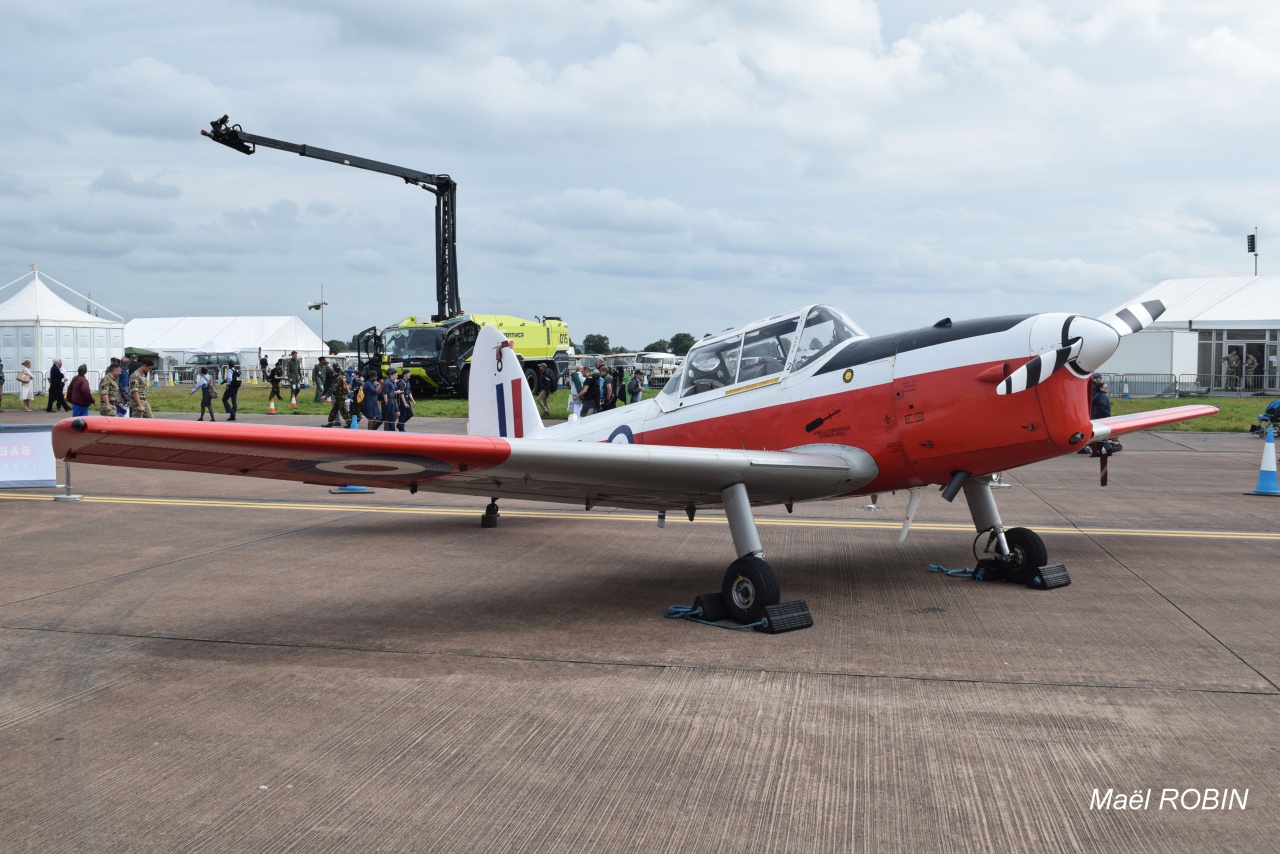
719, 482, 780, 622
960, 475, 1047, 583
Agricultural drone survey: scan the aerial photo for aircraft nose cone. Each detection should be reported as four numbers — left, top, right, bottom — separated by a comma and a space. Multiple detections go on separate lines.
1071, 316, 1121, 373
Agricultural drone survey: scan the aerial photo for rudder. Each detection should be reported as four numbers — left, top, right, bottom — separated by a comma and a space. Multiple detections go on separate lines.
467, 324, 545, 438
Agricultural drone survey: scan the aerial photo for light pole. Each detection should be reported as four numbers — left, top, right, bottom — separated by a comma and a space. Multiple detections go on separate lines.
307, 284, 328, 351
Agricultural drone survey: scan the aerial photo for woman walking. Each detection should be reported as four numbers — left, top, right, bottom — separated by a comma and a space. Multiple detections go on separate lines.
190, 367, 217, 421
16, 360, 34, 411
66, 364, 95, 417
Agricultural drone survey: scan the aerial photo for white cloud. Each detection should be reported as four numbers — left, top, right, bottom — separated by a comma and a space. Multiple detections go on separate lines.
222, 200, 300, 233
1188, 26, 1280, 83
343, 249, 393, 273
72, 58, 225, 140
89, 167, 181, 198
0, 1, 1276, 345
0, 172, 48, 198
530, 188, 689, 234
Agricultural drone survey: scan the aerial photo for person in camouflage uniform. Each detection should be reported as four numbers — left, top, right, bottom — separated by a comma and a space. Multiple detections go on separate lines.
286, 350, 302, 401
326, 369, 351, 426
129, 358, 155, 418
98, 363, 122, 417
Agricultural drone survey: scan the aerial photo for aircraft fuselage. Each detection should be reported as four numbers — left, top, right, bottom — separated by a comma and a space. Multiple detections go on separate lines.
549, 311, 1095, 495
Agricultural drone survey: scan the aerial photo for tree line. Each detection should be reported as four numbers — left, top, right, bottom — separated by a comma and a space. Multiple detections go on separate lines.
578, 332, 696, 356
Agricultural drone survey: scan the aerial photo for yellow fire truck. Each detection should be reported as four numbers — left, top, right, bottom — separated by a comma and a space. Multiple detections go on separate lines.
359, 314, 571, 397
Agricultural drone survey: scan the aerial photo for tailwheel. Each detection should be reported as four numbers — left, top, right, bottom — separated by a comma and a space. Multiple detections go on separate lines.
721, 555, 781, 623
1000, 527, 1047, 584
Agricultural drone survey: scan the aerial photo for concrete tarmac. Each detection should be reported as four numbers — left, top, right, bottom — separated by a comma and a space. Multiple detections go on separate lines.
2, 410, 1277, 852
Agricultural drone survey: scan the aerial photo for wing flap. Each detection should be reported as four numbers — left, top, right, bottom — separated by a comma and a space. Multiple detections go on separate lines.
495, 441, 875, 504
1090, 404, 1218, 440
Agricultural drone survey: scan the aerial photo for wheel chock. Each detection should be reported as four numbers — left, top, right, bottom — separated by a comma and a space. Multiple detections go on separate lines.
692, 592, 728, 622
755, 600, 813, 634
1027, 563, 1071, 590
972, 558, 1006, 582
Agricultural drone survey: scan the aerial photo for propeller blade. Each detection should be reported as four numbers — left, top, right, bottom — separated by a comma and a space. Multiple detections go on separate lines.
996, 300, 1163, 397
997, 340, 1081, 395
1099, 299, 1165, 337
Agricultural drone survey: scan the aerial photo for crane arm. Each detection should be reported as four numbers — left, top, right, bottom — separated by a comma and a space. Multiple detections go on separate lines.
201, 115, 460, 320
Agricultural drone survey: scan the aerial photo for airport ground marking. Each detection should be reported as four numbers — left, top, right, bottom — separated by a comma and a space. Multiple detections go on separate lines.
4, 491, 1278, 542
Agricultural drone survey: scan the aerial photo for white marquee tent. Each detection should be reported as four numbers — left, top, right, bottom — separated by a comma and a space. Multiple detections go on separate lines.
0, 271, 124, 393
1103, 276, 1280, 389
124, 316, 326, 374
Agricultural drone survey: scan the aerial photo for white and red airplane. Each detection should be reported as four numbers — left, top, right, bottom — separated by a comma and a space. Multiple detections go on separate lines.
53, 300, 1215, 622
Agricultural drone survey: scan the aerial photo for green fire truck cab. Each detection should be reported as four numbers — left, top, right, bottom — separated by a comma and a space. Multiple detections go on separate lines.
358, 314, 570, 398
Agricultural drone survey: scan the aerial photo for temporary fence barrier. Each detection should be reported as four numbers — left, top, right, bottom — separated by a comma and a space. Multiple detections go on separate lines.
1096, 373, 1279, 399
1174, 373, 1278, 398
1, 370, 45, 398
1096, 373, 1179, 398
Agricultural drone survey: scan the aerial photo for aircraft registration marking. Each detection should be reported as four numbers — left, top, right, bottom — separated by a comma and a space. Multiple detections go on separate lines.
3, 492, 1278, 541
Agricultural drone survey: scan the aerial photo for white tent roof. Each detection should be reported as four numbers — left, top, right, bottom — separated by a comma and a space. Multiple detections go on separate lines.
125, 316, 325, 354
0, 273, 122, 327
1110, 277, 1280, 330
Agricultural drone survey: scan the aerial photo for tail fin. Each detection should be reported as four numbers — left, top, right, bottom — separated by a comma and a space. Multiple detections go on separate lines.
467, 324, 545, 438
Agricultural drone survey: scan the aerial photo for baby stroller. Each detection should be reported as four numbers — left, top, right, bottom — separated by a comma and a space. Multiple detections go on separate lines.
1251, 399, 1280, 436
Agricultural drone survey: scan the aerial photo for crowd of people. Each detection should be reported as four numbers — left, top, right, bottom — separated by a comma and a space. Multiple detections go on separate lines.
565, 357, 647, 418
1, 352, 651, 424
324, 364, 417, 431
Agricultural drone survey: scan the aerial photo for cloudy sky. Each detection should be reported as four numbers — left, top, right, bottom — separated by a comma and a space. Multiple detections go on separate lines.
1, 1, 1276, 350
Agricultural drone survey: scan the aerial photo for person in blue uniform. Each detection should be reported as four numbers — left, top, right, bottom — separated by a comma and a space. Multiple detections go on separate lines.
189, 367, 217, 421
222, 362, 242, 421
395, 372, 414, 431
1091, 381, 1111, 419
362, 370, 381, 429
375, 370, 398, 431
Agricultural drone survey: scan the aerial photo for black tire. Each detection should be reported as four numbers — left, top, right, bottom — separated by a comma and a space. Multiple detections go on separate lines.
525, 365, 538, 388
1002, 527, 1047, 583
721, 556, 781, 623
457, 366, 471, 399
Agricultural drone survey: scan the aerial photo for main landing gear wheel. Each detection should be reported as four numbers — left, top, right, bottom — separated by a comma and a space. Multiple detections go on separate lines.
721, 555, 781, 623
1000, 527, 1047, 584
481, 500, 500, 528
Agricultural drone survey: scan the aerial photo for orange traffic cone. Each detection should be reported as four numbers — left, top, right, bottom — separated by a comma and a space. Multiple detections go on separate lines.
290, 394, 297, 409
268, 399, 276, 414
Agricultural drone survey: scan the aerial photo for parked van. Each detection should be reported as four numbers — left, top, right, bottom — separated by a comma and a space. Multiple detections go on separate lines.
174, 353, 240, 384
635, 351, 680, 383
